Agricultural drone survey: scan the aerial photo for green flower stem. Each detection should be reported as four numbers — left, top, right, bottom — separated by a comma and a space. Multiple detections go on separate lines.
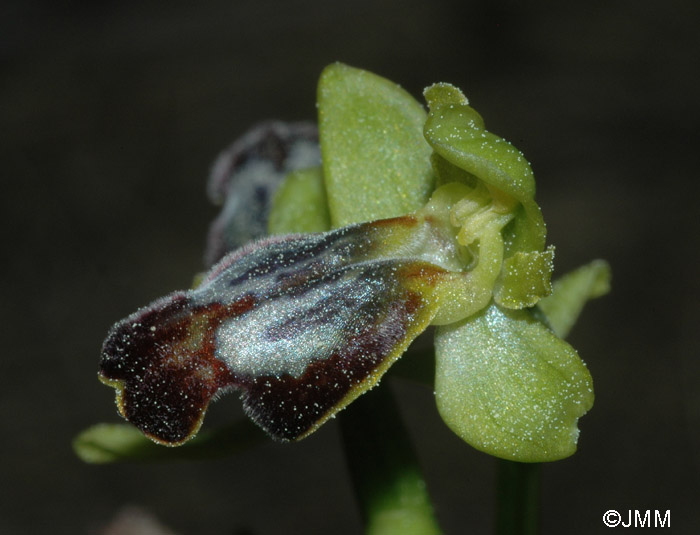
495, 459, 540, 535
339, 384, 442, 535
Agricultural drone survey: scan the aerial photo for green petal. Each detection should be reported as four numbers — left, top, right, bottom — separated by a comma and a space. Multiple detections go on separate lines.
494, 247, 555, 310
538, 260, 612, 339
434, 303, 594, 462
73, 421, 265, 463
268, 166, 331, 235
430, 153, 479, 190
423, 84, 533, 203
318, 63, 435, 226
423, 84, 546, 254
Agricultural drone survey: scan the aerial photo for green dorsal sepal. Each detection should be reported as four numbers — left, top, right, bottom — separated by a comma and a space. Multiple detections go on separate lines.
318, 63, 435, 227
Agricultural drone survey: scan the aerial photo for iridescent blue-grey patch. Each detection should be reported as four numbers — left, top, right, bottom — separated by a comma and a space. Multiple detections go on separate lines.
99, 219, 447, 444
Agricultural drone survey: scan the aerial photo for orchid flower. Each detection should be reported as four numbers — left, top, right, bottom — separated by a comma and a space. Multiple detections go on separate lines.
88, 63, 608, 465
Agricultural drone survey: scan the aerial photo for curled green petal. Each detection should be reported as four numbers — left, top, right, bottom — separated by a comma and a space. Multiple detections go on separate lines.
538, 260, 611, 339
268, 166, 331, 235
318, 63, 435, 226
423, 83, 546, 254
494, 247, 555, 310
423, 84, 533, 204
434, 303, 594, 462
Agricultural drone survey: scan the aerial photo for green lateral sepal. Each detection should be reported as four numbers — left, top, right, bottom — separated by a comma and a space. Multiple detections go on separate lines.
434, 302, 594, 462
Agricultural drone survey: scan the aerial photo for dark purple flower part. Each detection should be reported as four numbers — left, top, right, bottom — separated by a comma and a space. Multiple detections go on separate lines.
205, 121, 320, 266
99, 217, 447, 445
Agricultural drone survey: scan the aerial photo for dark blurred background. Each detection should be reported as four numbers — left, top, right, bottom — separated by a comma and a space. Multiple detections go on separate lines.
2, 0, 699, 533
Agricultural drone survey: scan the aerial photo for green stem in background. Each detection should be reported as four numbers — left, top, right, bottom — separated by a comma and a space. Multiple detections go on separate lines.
339, 384, 442, 535
495, 460, 540, 535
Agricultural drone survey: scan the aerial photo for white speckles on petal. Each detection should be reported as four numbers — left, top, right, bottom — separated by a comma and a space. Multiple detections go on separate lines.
434, 303, 594, 462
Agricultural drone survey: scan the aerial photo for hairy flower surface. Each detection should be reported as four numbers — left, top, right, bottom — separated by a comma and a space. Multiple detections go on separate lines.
98, 64, 602, 462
